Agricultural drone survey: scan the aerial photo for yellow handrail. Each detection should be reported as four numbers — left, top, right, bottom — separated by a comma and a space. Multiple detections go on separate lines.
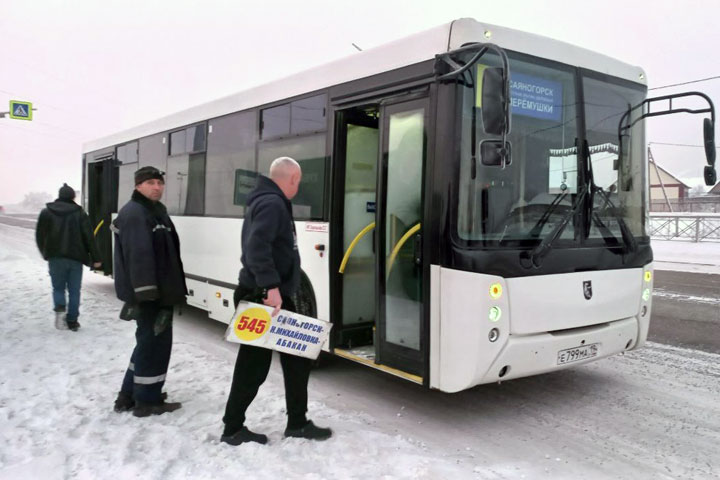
338, 222, 376, 274
386, 222, 421, 277
93, 219, 104, 237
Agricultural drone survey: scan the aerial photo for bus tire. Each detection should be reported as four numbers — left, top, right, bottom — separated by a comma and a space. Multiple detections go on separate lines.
291, 270, 317, 318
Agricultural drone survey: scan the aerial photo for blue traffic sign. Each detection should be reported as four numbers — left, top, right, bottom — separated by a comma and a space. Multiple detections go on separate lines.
9, 100, 33, 120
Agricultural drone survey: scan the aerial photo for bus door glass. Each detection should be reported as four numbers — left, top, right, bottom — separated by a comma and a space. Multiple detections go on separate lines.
337, 107, 380, 348
377, 97, 427, 376
87, 153, 118, 274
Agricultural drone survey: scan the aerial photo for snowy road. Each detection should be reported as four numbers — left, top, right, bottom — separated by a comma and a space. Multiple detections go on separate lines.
650, 270, 720, 354
1, 223, 720, 479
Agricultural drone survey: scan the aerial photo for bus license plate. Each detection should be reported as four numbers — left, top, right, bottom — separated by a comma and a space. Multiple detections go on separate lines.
557, 343, 599, 365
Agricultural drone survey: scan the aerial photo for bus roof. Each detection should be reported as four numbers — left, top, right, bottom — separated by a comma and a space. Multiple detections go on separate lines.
83, 18, 646, 153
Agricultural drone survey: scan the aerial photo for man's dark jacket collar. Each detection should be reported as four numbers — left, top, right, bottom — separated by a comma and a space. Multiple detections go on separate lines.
131, 190, 167, 217
248, 175, 291, 211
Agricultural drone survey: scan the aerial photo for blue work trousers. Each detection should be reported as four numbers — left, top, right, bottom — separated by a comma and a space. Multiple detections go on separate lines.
48, 258, 83, 322
120, 303, 173, 404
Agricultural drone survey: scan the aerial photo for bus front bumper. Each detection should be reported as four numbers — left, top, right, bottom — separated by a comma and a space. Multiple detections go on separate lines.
478, 316, 639, 384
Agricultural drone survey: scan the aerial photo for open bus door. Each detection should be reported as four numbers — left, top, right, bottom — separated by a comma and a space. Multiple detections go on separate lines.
333, 94, 428, 383
86, 153, 118, 275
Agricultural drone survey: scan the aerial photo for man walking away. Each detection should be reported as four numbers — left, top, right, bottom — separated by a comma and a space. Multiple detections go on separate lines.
221, 157, 332, 446
112, 166, 187, 417
36, 183, 101, 331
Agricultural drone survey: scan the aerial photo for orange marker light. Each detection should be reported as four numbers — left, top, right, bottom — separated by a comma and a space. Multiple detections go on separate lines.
644, 271, 652, 283
489, 283, 503, 299
215, 292, 222, 298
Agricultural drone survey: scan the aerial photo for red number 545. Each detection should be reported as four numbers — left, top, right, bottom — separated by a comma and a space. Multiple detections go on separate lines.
237, 316, 268, 334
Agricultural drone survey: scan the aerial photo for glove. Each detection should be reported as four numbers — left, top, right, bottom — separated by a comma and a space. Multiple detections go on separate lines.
119, 303, 137, 321
154, 307, 173, 336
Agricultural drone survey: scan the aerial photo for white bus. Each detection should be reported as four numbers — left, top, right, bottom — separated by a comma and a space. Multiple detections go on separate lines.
82, 18, 716, 393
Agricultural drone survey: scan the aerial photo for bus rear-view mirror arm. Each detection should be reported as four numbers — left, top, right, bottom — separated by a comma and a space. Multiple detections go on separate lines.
435, 43, 512, 174
617, 91, 716, 185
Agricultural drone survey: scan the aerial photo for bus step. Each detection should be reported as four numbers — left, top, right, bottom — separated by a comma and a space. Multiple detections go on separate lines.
333, 347, 423, 384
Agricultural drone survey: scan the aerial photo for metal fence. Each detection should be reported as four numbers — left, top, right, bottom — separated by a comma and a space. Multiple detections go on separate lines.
649, 213, 720, 242
650, 197, 720, 213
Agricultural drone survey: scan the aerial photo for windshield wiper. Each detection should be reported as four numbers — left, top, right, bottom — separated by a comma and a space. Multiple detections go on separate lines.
583, 139, 637, 254
525, 190, 569, 240
520, 184, 587, 269
521, 135, 639, 269
590, 186, 637, 253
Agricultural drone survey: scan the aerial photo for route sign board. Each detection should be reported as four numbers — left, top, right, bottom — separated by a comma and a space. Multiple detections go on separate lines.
9, 101, 33, 120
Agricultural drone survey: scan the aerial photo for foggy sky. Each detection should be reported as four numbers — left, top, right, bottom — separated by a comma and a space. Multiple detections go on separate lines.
1, 0, 718, 204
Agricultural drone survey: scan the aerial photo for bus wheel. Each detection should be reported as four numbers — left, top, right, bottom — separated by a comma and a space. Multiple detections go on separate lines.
291, 271, 317, 318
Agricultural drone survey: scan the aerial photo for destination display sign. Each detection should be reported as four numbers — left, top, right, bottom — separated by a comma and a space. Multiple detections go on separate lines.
476, 66, 563, 123
509, 73, 563, 122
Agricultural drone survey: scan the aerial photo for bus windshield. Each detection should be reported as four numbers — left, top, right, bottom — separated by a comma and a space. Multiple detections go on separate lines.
456, 53, 647, 248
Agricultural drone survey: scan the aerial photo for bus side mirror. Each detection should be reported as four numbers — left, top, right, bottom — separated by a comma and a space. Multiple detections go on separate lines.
481, 67, 508, 135
704, 118, 716, 166
704, 118, 716, 186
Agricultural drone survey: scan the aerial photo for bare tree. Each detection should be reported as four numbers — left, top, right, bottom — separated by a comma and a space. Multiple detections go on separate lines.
689, 184, 707, 197
21, 192, 53, 211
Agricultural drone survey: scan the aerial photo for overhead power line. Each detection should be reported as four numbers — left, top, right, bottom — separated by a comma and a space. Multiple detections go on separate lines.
649, 75, 720, 91
649, 141, 719, 149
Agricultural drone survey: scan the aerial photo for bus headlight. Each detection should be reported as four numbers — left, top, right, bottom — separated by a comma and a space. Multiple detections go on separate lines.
642, 288, 651, 302
489, 306, 502, 322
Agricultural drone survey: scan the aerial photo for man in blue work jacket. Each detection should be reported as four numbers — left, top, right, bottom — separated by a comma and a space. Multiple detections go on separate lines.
112, 166, 187, 417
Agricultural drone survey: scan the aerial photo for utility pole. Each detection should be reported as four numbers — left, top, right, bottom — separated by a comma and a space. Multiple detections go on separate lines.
648, 146, 673, 213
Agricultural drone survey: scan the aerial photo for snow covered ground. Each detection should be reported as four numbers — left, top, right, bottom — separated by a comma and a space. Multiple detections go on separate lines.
1, 223, 719, 480
0, 224, 472, 479
651, 239, 720, 274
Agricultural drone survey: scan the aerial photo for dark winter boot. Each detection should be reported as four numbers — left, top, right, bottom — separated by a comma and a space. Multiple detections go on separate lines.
114, 392, 168, 413
54, 306, 68, 330
221, 426, 268, 445
113, 391, 135, 412
284, 420, 332, 440
132, 400, 182, 418
66, 320, 81, 332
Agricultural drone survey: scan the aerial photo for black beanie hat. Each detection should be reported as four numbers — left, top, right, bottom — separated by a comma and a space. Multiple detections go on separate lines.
134, 166, 165, 185
58, 183, 75, 200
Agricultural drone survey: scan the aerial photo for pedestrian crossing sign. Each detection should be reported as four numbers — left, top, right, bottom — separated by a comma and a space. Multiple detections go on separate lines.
9, 100, 33, 120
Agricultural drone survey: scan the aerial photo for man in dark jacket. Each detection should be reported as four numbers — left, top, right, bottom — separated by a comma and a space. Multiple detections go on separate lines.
36, 183, 101, 331
221, 157, 332, 446
112, 166, 187, 417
